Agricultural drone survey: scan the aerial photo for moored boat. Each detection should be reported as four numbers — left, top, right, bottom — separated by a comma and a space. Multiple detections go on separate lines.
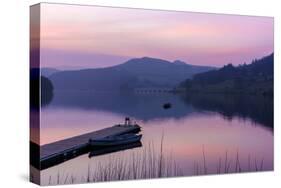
89, 133, 142, 147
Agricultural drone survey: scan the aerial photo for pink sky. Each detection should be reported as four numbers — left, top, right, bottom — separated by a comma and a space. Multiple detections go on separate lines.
39, 3, 273, 69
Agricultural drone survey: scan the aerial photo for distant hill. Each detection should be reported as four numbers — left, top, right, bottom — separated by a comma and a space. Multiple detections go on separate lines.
113, 57, 214, 87
49, 57, 214, 91
49, 68, 137, 91
180, 53, 273, 95
41, 68, 59, 77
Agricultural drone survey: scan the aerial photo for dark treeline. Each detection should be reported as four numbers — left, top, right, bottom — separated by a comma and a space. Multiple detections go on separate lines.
30, 68, 54, 108
179, 53, 273, 95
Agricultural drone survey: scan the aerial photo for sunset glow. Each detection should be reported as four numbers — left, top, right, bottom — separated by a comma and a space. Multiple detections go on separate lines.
39, 3, 273, 69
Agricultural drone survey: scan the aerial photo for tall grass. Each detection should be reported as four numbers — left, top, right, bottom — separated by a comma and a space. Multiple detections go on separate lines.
87, 141, 182, 182
46, 140, 268, 185
193, 147, 266, 175
47, 136, 182, 185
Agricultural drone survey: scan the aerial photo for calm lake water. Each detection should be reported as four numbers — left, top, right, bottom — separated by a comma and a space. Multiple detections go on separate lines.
39, 91, 273, 185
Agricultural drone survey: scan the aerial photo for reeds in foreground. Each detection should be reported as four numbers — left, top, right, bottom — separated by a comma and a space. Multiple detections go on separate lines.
47, 136, 182, 185
45, 139, 268, 185
193, 147, 266, 175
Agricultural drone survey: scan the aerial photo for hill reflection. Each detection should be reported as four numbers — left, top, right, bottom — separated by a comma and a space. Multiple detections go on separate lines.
46, 91, 273, 129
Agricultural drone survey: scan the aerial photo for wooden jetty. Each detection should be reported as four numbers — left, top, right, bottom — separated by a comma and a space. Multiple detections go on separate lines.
38, 125, 141, 170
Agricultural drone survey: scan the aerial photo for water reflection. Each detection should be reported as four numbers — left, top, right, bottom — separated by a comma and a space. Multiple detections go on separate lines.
180, 93, 273, 129
47, 91, 273, 129
89, 141, 142, 157
39, 91, 273, 185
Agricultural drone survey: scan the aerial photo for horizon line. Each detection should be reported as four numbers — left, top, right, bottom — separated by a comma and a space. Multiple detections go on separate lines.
40, 52, 273, 71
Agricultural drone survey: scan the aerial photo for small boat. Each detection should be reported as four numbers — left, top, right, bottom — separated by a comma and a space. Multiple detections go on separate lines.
89, 133, 142, 147
163, 103, 172, 109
